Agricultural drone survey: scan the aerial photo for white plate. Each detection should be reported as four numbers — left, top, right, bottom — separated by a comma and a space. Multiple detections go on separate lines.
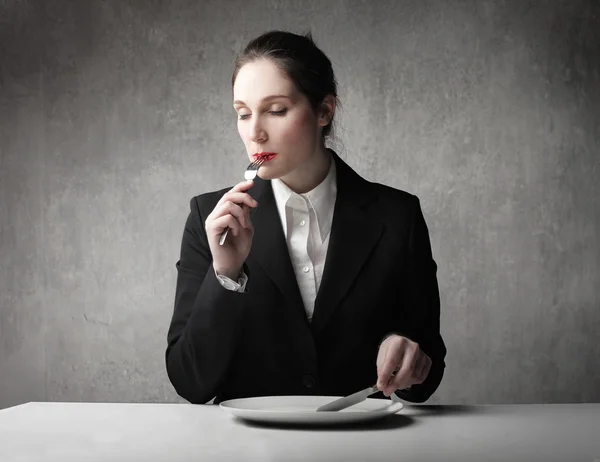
219, 395, 404, 425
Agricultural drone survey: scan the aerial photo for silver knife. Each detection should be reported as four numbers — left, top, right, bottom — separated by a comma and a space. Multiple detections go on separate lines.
316, 385, 379, 412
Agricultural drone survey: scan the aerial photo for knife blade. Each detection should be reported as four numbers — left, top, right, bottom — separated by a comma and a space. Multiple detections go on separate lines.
316, 385, 379, 412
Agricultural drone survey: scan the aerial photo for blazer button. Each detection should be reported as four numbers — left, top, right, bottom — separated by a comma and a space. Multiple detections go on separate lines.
302, 374, 316, 389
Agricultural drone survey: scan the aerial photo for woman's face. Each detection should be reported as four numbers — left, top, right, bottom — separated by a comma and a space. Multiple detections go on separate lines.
233, 59, 325, 181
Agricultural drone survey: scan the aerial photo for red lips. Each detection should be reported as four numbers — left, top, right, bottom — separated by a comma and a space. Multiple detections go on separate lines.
253, 152, 277, 162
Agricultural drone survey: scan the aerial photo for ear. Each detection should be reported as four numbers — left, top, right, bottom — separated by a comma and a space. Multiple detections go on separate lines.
317, 94, 336, 127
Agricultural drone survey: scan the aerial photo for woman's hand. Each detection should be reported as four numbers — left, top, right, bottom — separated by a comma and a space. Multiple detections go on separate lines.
204, 180, 258, 279
376, 334, 432, 397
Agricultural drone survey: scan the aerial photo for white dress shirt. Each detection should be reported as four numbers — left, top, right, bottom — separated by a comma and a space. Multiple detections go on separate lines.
216, 155, 337, 322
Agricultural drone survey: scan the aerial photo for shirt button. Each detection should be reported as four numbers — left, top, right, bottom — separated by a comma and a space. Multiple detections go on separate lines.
302, 266, 310, 273
302, 375, 316, 388
300, 220, 306, 227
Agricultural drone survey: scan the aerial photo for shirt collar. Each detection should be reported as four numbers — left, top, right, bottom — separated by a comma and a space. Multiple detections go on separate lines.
271, 153, 337, 240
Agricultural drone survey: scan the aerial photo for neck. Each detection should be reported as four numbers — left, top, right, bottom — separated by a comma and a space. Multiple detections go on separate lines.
279, 145, 332, 194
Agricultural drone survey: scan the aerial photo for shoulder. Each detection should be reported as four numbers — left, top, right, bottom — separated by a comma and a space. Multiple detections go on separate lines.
364, 180, 423, 217
357, 179, 433, 239
334, 152, 421, 214
370, 181, 419, 205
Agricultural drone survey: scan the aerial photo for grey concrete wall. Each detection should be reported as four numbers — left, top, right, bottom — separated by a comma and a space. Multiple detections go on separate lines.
1, 0, 599, 409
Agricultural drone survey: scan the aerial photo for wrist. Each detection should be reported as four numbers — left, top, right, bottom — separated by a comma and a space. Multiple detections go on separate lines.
214, 266, 242, 280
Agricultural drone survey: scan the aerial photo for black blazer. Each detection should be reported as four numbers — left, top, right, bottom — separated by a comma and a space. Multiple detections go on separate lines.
166, 151, 446, 404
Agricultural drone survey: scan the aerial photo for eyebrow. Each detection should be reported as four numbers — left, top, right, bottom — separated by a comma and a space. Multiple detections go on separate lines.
233, 95, 292, 106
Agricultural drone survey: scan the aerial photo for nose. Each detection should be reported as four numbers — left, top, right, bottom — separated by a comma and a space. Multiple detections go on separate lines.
248, 117, 267, 144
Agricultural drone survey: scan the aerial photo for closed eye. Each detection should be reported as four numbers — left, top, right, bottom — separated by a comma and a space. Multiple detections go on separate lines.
269, 109, 287, 116
238, 109, 287, 120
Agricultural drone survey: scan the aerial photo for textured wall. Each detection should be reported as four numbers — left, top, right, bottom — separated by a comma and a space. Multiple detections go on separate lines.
1, 0, 599, 410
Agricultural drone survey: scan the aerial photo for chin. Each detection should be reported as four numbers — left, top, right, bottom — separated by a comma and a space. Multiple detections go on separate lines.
256, 163, 286, 181
257, 171, 277, 180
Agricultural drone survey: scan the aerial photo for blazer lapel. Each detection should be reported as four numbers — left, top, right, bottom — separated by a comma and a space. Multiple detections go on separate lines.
310, 154, 384, 336
246, 177, 309, 325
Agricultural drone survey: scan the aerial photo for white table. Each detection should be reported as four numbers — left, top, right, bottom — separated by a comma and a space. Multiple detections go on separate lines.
0, 401, 598, 461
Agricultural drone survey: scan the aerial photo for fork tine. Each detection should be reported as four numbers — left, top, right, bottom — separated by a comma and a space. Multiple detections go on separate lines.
250, 158, 265, 169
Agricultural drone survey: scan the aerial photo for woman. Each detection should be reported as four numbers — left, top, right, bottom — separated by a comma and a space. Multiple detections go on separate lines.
166, 30, 446, 405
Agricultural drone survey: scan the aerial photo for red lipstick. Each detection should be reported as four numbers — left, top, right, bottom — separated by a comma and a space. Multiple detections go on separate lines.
253, 152, 277, 162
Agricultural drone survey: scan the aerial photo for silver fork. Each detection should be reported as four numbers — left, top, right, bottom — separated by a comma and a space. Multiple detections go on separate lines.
218, 158, 265, 246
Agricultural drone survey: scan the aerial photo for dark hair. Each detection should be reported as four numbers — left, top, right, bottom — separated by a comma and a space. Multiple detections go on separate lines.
232, 30, 339, 139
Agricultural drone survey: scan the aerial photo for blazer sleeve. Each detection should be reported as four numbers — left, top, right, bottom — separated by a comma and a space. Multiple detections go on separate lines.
393, 196, 447, 403
165, 196, 247, 404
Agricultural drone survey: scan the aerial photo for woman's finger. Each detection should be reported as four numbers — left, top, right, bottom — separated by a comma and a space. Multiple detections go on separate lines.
376, 343, 388, 373
211, 202, 249, 229
242, 204, 254, 233
388, 354, 415, 393
417, 354, 432, 383
407, 352, 426, 384
209, 214, 243, 237
218, 191, 258, 210
216, 180, 255, 207
389, 343, 422, 391
377, 342, 406, 393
